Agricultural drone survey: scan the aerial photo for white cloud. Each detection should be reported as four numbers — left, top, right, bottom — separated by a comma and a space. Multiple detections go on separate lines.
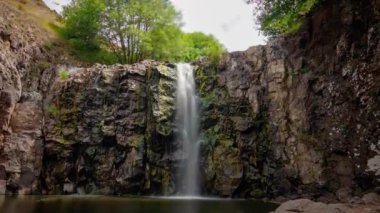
42, 0, 266, 51
43, 0, 70, 13
170, 0, 266, 51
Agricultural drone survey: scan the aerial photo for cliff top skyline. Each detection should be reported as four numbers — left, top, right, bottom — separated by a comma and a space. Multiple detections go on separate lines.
42, 0, 267, 51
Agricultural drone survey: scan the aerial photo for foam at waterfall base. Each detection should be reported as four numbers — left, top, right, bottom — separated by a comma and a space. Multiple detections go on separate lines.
149, 196, 239, 201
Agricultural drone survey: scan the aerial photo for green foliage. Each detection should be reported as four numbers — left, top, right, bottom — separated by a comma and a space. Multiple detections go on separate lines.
61, 0, 119, 64
59, 69, 70, 81
251, 189, 266, 198
248, 0, 322, 35
300, 65, 311, 74
37, 60, 50, 70
200, 126, 220, 152
100, 0, 183, 63
43, 41, 54, 50
143, 24, 185, 62
61, 0, 224, 64
30, 61, 50, 78
62, 0, 104, 49
17, 4, 25, 11
181, 32, 225, 64
144, 30, 225, 63
74, 48, 118, 65
48, 104, 60, 116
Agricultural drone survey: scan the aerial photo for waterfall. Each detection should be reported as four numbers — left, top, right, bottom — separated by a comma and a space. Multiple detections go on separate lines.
175, 63, 200, 196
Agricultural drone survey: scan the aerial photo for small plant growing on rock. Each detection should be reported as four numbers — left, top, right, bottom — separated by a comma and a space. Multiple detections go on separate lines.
17, 5, 25, 11
37, 61, 50, 70
48, 104, 60, 116
59, 69, 70, 81
44, 42, 54, 50
36, 0, 45, 6
301, 66, 311, 74
30, 69, 40, 78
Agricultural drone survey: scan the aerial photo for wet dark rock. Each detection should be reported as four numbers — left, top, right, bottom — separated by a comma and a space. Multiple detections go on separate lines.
41, 62, 177, 195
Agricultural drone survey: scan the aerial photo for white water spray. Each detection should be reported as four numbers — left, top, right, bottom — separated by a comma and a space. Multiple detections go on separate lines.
175, 63, 200, 196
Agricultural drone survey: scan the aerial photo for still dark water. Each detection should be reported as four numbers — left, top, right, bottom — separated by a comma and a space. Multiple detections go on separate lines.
0, 196, 278, 213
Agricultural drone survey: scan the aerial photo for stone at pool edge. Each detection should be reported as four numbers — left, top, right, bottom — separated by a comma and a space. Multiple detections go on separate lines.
273, 195, 380, 213
272, 199, 350, 213
362, 193, 380, 205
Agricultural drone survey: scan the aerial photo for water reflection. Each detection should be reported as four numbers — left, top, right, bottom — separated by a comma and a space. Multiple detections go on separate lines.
0, 196, 277, 213
0, 196, 38, 213
171, 197, 200, 213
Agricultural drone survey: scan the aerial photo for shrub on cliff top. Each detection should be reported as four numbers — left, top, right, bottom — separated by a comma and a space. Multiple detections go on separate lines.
247, 0, 323, 35
181, 32, 225, 64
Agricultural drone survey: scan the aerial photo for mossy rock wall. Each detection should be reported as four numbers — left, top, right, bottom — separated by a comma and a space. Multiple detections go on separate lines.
42, 62, 179, 195
195, 63, 278, 198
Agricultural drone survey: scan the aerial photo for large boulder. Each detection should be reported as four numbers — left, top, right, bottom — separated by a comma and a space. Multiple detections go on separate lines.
274, 197, 380, 213
273, 199, 350, 213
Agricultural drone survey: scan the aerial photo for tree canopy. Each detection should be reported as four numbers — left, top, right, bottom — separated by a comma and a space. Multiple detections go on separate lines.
61, 0, 225, 64
182, 32, 225, 64
62, 0, 104, 49
247, 0, 322, 35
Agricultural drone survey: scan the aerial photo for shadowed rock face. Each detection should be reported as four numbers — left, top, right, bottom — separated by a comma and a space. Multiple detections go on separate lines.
0, 0, 379, 201
41, 62, 179, 195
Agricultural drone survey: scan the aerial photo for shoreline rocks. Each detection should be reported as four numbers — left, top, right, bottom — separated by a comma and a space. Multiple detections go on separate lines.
273, 193, 380, 213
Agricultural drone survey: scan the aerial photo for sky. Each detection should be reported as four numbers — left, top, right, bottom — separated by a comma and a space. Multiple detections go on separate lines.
42, 0, 266, 51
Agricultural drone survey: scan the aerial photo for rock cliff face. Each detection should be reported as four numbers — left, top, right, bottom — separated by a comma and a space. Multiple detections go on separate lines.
196, 0, 380, 201
42, 62, 179, 195
0, 0, 57, 194
0, 0, 379, 202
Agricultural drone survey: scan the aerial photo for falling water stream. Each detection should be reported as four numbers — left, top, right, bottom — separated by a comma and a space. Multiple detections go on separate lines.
175, 63, 200, 196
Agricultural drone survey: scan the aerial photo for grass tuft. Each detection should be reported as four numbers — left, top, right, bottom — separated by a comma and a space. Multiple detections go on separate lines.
59, 69, 70, 81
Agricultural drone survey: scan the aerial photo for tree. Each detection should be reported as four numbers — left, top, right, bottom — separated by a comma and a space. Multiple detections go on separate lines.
247, 0, 322, 35
62, 0, 104, 50
181, 32, 225, 63
142, 24, 185, 61
100, 0, 182, 63
62, 0, 225, 64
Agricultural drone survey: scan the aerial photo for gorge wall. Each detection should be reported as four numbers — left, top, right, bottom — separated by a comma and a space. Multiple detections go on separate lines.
0, 0, 379, 202
196, 0, 380, 201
